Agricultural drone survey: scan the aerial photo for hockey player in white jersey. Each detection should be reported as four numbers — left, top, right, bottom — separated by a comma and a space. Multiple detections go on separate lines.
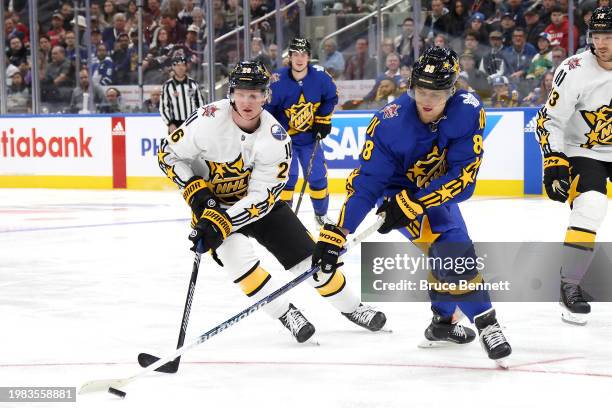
157, 61, 386, 342
536, 6, 612, 325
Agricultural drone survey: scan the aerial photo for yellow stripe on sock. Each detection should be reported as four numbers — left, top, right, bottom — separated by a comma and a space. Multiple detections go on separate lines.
316, 270, 346, 297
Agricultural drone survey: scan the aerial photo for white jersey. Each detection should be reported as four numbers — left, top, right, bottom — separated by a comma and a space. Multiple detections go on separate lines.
158, 99, 292, 231
537, 50, 612, 161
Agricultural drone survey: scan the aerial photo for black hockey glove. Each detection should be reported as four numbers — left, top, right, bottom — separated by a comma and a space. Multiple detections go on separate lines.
183, 176, 219, 219
376, 190, 425, 234
543, 153, 570, 203
189, 208, 232, 253
312, 224, 347, 274
311, 121, 332, 140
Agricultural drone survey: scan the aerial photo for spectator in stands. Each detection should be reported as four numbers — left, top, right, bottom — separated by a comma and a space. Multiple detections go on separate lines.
249, 0, 272, 38
7, 67, 30, 113
395, 17, 416, 64
466, 12, 489, 43
523, 70, 553, 106
90, 28, 104, 57
159, 10, 187, 45
342, 78, 398, 110
92, 43, 114, 86
420, 0, 451, 47
191, 6, 206, 36
90, 3, 107, 29
143, 28, 173, 84
64, 30, 87, 67
223, 0, 243, 30
112, 33, 132, 84
447, 0, 470, 38
101, 1, 117, 28
362, 52, 402, 100
479, 30, 511, 81
381, 38, 395, 60
101, 87, 126, 113
251, 37, 272, 70
144, 0, 162, 42
539, 0, 557, 26
4, 14, 27, 45
268, 43, 280, 71
459, 51, 490, 98
47, 12, 66, 47
471, 0, 498, 20
143, 87, 161, 112
503, 27, 537, 83
462, 30, 485, 66
103, 13, 127, 52
41, 45, 73, 106
70, 68, 106, 113
544, 5, 579, 54
499, 12, 516, 47
321, 38, 345, 79
551, 46, 567, 70
526, 32, 553, 81
577, 8, 593, 50
178, 0, 195, 26
7, 36, 28, 67
489, 75, 520, 107
503, 0, 527, 27
397, 64, 412, 93
125, 0, 139, 32
344, 37, 377, 80
433, 33, 449, 48
184, 25, 201, 65
36, 35, 52, 77
524, 8, 547, 47
59, 1, 74, 31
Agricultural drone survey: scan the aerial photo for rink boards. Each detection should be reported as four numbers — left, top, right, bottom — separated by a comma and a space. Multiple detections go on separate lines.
0, 108, 542, 195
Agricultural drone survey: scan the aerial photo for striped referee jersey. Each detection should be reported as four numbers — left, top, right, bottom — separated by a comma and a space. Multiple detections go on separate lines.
159, 75, 204, 126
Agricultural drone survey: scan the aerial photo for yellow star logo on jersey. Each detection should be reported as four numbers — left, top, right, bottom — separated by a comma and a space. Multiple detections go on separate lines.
230, 157, 245, 172
209, 162, 226, 178
536, 111, 549, 130
580, 99, 612, 148
284, 93, 321, 135
459, 167, 475, 188
266, 190, 276, 208
246, 204, 261, 218
157, 149, 169, 165
412, 215, 441, 252
437, 185, 454, 201
166, 166, 176, 180
539, 131, 549, 148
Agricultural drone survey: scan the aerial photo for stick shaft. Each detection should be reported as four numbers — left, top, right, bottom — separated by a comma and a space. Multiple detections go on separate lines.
295, 139, 320, 215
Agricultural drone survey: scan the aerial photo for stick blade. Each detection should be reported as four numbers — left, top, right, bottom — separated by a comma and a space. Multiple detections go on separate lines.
137, 353, 179, 373
79, 378, 127, 395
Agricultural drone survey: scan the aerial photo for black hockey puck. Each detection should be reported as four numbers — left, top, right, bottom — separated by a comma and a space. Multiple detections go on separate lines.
108, 387, 126, 399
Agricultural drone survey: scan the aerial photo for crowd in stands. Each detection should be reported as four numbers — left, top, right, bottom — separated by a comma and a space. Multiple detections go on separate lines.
3, 0, 607, 113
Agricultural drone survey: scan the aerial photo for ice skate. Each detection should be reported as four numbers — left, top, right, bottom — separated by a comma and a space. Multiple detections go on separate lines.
419, 313, 476, 348
560, 282, 591, 326
342, 303, 387, 331
279, 303, 316, 343
314, 214, 335, 228
474, 308, 512, 368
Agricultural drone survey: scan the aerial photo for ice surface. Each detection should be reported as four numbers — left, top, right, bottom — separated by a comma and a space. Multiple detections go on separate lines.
1, 189, 610, 408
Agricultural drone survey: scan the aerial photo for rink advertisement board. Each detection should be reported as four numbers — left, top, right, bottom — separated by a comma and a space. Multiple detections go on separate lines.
0, 108, 543, 195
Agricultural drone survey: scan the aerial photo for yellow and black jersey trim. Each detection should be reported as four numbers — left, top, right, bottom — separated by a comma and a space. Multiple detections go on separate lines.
230, 182, 285, 227
543, 155, 569, 169
366, 117, 380, 137
315, 270, 346, 297
536, 107, 552, 155
419, 157, 482, 208
337, 168, 360, 228
314, 113, 332, 125
233, 262, 272, 297
564, 226, 596, 251
157, 138, 189, 188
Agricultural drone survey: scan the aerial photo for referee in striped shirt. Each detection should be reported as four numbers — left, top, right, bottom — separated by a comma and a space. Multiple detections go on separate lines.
160, 55, 204, 134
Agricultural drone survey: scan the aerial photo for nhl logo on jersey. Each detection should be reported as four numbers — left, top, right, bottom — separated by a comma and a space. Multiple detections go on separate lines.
271, 124, 288, 140
564, 57, 581, 70
381, 104, 400, 119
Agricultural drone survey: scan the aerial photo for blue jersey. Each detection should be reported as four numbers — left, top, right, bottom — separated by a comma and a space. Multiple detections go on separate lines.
265, 64, 338, 146
338, 90, 486, 233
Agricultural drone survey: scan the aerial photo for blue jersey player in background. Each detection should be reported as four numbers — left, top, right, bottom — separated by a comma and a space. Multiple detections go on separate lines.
265, 37, 338, 227
312, 47, 512, 366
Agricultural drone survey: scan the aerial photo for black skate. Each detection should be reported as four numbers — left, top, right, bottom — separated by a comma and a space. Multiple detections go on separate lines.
279, 303, 316, 343
560, 282, 591, 326
474, 308, 512, 368
419, 313, 476, 348
342, 303, 387, 332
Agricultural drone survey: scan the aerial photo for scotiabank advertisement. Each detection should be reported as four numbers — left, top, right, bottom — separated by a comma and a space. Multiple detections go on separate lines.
0, 109, 541, 195
0, 116, 112, 176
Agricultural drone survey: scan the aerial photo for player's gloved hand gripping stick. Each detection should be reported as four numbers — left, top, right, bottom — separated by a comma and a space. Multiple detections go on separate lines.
79, 217, 384, 398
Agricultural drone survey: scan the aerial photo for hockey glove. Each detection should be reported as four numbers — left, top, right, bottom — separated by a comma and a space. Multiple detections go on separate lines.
376, 190, 425, 234
311, 121, 332, 140
183, 176, 219, 218
312, 224, 346, 274
189, 208, 232, 253
543, 153, 570, 203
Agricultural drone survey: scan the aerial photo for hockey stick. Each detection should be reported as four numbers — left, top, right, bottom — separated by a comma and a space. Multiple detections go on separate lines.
79, 217, 383, 398
137, 251, 201, 373
294, 137, 320, 215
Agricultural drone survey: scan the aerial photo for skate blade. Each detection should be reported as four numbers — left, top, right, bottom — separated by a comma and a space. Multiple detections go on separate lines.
418, 339, 467, 348
495, 358, 509, 369
560, 306, 588, 326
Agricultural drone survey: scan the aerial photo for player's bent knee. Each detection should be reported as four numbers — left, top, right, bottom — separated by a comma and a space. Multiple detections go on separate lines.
569, 190, 607, 232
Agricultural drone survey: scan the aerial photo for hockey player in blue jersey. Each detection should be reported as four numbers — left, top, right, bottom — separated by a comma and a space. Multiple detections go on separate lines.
312, 47, 512, 366
264, 37, 338, 227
